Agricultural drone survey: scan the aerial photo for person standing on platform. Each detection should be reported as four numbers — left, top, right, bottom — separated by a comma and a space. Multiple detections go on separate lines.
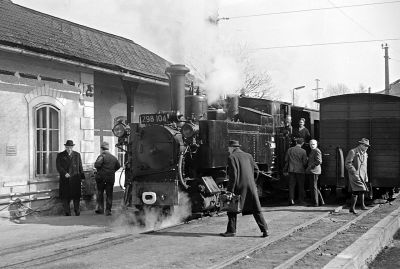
345, 138, 370, 214
220, 140, 269, 238
284, 138, 308, 206
56, 140, 85, 216
94, 141, 121, 216
306, 139, 325, 207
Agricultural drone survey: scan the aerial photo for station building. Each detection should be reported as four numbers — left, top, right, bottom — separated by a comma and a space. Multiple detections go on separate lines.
0, 0, 173, 207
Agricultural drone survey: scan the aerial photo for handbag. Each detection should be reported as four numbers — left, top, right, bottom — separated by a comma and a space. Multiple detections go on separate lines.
220, 193, 241, 213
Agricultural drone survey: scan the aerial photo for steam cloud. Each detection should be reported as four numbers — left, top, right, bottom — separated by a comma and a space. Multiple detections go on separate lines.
130, 0, 246, 104
111, 191, 192, 233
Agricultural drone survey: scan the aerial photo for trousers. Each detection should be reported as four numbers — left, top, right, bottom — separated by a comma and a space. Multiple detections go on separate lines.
226, 212, 268, 234
308, 174, 325, 206
62, 199, 80, 215
96, 179, 114, 212
289, 172, 305, 202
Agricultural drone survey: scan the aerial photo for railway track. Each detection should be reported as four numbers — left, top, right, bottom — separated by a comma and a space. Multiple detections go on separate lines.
0, 211, 210, 268
1, 198, 397, 269
222, 194, 400, 269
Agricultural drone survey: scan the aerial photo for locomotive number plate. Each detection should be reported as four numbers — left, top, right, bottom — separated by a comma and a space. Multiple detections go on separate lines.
140, 113, 171, 124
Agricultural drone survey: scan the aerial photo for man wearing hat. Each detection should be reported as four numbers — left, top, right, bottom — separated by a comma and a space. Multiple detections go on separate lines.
345, 138, 371, 214
56, 140, 85, 216
220, 140, 269, 237
94, 141, 121, 216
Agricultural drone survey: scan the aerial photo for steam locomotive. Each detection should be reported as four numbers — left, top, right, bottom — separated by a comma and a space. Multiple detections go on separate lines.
113, 64, 319, 213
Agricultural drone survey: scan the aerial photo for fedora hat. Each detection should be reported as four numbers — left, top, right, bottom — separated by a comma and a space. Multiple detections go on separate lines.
228, 140, 241, 147
100, 141, 109, 150
64, 140, 75, 146
358, 138, 370, 147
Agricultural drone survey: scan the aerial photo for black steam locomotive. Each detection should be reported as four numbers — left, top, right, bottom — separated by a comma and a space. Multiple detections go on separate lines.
113, 64, 319, 213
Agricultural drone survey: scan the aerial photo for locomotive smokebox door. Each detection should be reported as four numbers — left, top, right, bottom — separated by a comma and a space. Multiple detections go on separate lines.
132, 125, 181, 175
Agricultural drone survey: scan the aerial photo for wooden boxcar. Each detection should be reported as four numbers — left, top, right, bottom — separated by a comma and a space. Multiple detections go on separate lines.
316, 93, 400, 189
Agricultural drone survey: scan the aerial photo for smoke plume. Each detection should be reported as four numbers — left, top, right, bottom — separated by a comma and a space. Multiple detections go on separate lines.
128, 0, 246, 104
111, 191, 192, 233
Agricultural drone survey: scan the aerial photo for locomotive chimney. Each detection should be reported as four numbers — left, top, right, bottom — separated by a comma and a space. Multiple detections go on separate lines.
226, 94, 239, 121
165, 64, 190, 117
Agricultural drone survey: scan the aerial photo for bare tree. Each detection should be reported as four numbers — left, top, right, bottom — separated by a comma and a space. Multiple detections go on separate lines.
236, 46, 277, 99
323, 83, 352, 97
356, 83, 369, 93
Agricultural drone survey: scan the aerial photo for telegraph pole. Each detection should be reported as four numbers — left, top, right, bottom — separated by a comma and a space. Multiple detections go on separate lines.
312, 79, 322, 109
382, 44, 390, 94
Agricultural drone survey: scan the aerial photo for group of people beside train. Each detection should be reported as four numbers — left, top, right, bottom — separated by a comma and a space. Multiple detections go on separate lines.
282, 117, 324, 207
281, 117, 371, 213
56, 140, 120, 216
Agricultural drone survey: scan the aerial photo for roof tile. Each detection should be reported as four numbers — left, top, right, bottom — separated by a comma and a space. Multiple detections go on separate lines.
0, 1, 171, 81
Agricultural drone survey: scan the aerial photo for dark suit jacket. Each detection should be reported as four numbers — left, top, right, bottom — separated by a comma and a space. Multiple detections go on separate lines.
56, 150, 84, 199
284, 145, 308, 173
306, 148, 322, 175
94, 151, 121, 183
227, 148, 261, 215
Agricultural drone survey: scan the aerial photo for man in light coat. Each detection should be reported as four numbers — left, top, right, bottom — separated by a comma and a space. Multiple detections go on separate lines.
284, 138, 308, 205
345, 138, 370, 214
220, 140, 269, 238
306, 139, 325, 207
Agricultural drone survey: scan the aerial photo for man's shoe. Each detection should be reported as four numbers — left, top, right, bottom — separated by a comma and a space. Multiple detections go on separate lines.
262, 231, 269, 237
64, 212, 71, 216
95, 210, 104, 215
288, 200, 295, 206
349, 209, 358, 215
220, 232, 236, 237
75, 211, 80, 216
105, 211, 112, 216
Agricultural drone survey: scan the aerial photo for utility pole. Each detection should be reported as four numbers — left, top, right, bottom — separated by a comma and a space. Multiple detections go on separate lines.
382, 43, 390, 94
312, 79, 322, 110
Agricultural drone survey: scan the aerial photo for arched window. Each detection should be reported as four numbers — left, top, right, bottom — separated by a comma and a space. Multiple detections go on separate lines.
35, 105, 60, 176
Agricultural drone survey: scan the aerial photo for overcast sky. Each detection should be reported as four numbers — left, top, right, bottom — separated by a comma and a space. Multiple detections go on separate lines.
13, 0, 400, 107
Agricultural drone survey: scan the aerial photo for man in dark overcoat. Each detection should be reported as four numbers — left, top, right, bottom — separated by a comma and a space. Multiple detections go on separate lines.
56, 140, 84, 216
220, 140, 269, 237
94, 141, 121, 216
345, 138, 370, 214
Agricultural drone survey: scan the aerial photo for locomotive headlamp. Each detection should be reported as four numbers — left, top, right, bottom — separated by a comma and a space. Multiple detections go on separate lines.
181, 123, 199, 138
112, 121, 130, 138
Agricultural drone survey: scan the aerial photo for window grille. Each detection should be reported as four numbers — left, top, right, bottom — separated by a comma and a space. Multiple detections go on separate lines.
36, 105, 60, 176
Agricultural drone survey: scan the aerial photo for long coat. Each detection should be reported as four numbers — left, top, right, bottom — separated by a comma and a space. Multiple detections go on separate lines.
306, 148, 322, 175
56, 150, 84, 199
227, 148, 261, 215
345, 147, 368, 192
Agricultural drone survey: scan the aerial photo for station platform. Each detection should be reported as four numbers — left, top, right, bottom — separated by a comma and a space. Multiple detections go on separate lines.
0, 196, 399, 268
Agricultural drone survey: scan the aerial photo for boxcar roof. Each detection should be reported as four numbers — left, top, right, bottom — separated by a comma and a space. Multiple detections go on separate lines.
316, 93, 400, 103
